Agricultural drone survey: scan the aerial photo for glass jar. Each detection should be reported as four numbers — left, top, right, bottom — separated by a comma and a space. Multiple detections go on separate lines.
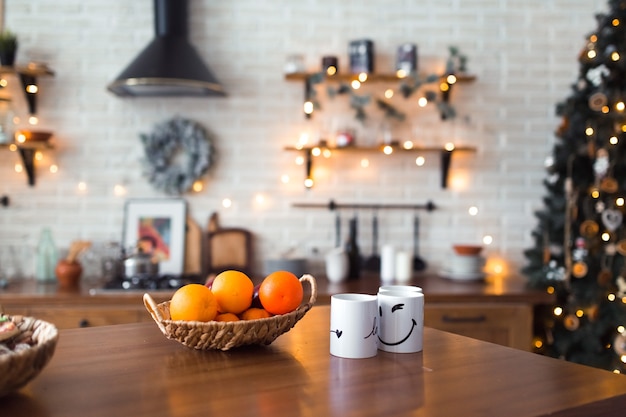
35, 228, 58, 282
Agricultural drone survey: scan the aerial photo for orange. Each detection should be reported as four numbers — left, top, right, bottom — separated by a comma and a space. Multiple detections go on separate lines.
214, 312, 240, 322
239, 307, 272, 320
258, 270, 303, 315
210, 270, 254, 314
169, 284, 218, 322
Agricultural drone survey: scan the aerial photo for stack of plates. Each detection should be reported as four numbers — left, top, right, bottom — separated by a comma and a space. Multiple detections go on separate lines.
440, 253, 485, 281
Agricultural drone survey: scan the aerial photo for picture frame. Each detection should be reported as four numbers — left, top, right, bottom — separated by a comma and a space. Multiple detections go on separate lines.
122, 198, 187, 275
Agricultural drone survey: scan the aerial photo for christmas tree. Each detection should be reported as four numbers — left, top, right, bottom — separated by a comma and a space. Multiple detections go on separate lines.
523, 0, 626, 373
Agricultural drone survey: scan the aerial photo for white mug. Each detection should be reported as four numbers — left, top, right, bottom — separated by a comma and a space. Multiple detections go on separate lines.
325, 248, 349, 283
330, 293, 378, 359
377, 290, 424, 353
378, 285, 422, 294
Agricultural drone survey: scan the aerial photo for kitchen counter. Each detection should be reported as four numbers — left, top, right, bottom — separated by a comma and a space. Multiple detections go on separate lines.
0, 272, 552, 304
0, 274, 554, 350
3, 305, 626, 417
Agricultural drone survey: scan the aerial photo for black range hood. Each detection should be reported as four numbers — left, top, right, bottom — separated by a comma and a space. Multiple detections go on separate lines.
107, 0, 225, 97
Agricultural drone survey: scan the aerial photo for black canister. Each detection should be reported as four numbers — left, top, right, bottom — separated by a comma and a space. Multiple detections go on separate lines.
349, 39, 374, 74
396, 43, 418, 74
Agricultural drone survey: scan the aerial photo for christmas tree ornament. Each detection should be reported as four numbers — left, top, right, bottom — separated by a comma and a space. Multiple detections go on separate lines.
600, 177, 618, 193
587, 304, 599, 321
616, 239, 626, 256
586, 64, 609, 86
616, 276, 626, 297
593, 148, 610, 176
597, 268, 613, 286
580, 219, 600, 237
595, 200, 606, 213
564, 314, 580, 331
604, 242, 616, 256
589, 91, 608, 111
601, 209, 623, 232
572, 261, 588, 278
572, 237, 588, 260
614, 333, 626, 356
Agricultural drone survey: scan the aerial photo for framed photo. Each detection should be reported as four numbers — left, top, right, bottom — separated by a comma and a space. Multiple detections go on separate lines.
122, 198, 187, 275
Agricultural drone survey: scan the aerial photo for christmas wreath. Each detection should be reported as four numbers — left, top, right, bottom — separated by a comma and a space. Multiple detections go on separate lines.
140, 117, 215, 195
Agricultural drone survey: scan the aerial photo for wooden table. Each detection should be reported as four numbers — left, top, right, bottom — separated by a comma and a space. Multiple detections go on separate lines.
3, 305, 626, 416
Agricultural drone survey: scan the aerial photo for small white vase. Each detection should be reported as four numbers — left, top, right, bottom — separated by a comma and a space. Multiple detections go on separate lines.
325, 248, 349, 283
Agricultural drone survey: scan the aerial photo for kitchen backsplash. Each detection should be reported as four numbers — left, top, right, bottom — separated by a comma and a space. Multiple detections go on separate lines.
0, 0, 606, 278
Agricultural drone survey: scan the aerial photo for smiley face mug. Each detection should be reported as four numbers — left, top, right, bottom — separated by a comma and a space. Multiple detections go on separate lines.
377, 290, 424, 353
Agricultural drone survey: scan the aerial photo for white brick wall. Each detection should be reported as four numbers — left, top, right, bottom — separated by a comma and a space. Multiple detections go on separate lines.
0, 0, 608, 279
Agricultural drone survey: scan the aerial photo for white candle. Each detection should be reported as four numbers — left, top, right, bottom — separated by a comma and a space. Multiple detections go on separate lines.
380, 244, 395, 283
395, 250, 412, 283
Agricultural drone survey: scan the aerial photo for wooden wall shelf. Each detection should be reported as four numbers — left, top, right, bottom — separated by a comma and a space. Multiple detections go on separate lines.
0, 142, 54, 186
285, 144, 477, 188
284, 72, 476, 83
0, 64, 54, 114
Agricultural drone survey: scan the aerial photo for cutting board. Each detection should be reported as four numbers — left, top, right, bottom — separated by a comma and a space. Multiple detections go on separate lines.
183, 216, 202, 275
205, 213, 253, 277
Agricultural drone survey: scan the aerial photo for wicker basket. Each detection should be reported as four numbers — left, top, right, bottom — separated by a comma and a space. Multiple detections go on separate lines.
0, 315, 59, 397
143, 274, 317, 351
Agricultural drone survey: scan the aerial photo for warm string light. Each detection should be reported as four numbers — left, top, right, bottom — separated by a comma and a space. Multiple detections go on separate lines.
192, 181, 203, 192
303, 100, 314, 115
113, 184, 126, 197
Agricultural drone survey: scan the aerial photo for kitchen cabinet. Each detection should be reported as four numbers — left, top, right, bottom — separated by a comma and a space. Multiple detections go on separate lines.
424, 302, 532, 350
0, 281, 171, 330
8, 305, 151, 329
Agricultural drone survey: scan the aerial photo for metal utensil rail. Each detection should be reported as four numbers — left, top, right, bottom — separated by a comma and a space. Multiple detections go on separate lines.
292, 199, 437, 212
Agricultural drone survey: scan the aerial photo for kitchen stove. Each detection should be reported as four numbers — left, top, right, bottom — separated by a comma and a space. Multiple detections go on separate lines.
102, 274, 204, 291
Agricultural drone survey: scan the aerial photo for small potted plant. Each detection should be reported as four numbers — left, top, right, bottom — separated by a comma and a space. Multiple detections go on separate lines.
0, 30, 18, 67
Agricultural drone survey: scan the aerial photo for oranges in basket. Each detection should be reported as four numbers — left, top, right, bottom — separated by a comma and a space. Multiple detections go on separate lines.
258, 270, 304, 315
169, 284, 218, 322
168, 270, 304, 323
211, 270, 255, 314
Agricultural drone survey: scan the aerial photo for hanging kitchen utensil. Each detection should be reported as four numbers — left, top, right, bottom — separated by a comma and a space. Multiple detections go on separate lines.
413, 213, 427, 271
364, 210, 381, 270
335, 211, 341, 248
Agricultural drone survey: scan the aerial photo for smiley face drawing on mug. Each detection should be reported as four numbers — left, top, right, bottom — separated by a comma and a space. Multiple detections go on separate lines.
377, 291, 424, 353
377, 303, 417, 346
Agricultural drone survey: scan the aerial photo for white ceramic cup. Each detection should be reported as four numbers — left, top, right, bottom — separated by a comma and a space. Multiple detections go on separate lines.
378, 284, 423, 294
325, 248, 349, 283
330, 293, 379, 359
377, 290, 424, 353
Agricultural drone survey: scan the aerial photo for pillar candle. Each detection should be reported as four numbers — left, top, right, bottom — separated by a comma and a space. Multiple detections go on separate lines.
380, 244, 395, 283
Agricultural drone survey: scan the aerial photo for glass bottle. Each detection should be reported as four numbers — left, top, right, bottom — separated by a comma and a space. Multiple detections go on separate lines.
345, 216, 361, 280
35, 227, 58, 282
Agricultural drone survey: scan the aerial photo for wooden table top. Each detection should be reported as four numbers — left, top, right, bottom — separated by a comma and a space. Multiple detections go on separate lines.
3, 305, 625, 417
